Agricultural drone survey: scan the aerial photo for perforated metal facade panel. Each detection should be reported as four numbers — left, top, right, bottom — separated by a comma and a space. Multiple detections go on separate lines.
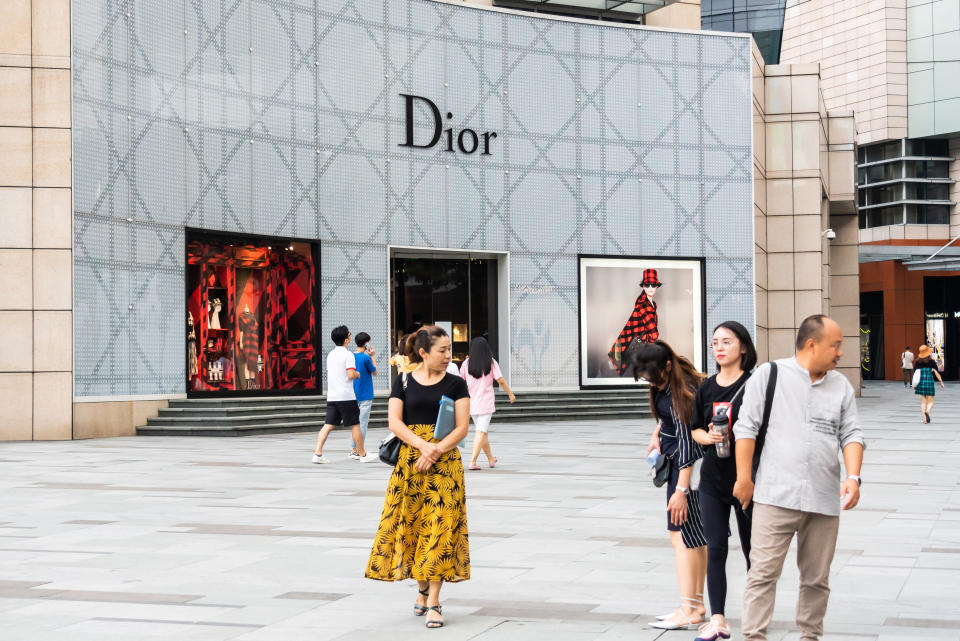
72, 0, 754, 397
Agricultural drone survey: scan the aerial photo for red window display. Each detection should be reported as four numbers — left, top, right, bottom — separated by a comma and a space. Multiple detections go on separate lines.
186, 236, 319, 394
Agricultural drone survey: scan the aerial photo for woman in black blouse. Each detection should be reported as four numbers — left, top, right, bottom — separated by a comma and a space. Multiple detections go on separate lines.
364, 326, 471, 629
626, 340, 707, 631
689, 321, 757, 641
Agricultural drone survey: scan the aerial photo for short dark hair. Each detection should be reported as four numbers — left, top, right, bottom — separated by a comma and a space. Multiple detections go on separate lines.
355, 332, 371, 348
713, 320, 758, 372
331, 325, 350, 346
796, 315, 826, 351
905, 346, 910, 350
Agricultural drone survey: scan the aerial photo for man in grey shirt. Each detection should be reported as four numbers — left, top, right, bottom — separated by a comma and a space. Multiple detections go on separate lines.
732, 315, 865, 641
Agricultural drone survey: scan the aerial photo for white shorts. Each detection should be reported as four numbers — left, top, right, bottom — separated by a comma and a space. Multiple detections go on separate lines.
471, 413, 493, 433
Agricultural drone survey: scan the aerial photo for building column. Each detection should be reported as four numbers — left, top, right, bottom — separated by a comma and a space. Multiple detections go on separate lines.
951, 137, 960, 239
0, 0, 73, 441
762, 63, 827, 361
752, 44, 769, 362
826, 111, 859, 389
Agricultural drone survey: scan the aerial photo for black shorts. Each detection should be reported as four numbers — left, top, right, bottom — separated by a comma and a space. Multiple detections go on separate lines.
325, 400, 360, 426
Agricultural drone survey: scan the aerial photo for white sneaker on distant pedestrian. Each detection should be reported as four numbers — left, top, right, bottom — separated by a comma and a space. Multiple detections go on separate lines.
311, 453, 329, 464
347, 451, 360, 460
359, 452, 379, 463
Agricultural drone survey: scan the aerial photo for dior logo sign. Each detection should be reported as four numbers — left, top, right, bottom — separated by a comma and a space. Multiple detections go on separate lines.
399, 94, 497, 155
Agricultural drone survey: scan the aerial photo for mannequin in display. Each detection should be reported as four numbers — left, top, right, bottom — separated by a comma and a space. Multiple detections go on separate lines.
187, 312, 198, 377
238, 303, 260, 390
205, 339, 221, 382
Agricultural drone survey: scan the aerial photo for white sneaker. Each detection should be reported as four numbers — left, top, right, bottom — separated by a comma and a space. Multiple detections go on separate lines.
347, 451, 360, 460
311, 453, 329, 464
359, 452, 379, 463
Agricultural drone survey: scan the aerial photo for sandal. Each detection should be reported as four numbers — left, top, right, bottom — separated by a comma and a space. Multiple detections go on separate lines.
488, 457, 498, 469
425, 604, 444, 628
468, 464, 481, 471
649, 612, 700, 630
655, 595, 703, 621
651, 596, 702, 629
413, 588, 429, 616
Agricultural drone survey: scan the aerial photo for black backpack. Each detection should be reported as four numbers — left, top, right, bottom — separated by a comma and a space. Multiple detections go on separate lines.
752, 362, 778, 480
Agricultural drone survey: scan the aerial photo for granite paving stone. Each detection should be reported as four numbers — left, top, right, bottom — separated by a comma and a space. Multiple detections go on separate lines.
1, 381, 958, 640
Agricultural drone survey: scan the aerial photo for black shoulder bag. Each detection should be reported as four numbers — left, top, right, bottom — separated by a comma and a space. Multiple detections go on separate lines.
652, 451, 671, 487
378, 374, 407, 466
751, 362, 778, 480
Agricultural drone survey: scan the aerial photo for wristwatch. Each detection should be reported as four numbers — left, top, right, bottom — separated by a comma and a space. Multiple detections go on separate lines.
675, 486, 689, 496
847, 474, 861, 486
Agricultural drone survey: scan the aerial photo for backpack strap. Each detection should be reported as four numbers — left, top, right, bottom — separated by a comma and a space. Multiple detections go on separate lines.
752, 362, 778, 479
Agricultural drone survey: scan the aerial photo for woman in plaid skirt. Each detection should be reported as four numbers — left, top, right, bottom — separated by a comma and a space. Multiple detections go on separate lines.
914, 345, 944, 424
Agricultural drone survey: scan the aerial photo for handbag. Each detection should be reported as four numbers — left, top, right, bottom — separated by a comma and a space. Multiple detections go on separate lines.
652, 452, 671, 487
378, 373, 408, 466
912, 368, 922, 388
378, 433, 402, 466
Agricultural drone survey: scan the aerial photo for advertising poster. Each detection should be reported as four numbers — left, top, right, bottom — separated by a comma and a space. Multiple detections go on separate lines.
925, 317, 946, 371
578, 256, 706, 388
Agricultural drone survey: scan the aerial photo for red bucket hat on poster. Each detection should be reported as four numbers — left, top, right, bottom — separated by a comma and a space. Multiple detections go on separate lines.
640, 268, 662, 287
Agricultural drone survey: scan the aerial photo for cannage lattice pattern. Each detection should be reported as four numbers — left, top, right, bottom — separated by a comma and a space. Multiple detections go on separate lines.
72, 0, 754, 396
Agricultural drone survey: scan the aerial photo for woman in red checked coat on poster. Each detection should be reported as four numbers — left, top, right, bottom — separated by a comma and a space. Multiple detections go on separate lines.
609, 269, 662, 375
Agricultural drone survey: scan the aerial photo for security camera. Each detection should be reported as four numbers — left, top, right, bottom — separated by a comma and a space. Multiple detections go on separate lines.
822, 228, 836, 240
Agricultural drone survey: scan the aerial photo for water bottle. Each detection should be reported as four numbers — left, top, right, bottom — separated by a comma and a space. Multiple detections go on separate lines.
712, 406, 731, 458
646, 448, 661, 467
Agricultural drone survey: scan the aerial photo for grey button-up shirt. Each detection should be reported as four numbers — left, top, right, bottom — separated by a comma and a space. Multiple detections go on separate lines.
732, 357, 865, 516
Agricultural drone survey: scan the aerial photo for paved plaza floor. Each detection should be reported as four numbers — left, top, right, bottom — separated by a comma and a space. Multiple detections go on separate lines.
1, 381, 958, 640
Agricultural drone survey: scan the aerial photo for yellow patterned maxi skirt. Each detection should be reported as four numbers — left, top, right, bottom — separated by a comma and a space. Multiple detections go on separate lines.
365, 423, 470, 583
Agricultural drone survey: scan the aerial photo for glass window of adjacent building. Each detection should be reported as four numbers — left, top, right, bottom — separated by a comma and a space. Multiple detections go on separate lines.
856, 138, 955, 229
701, 0, 786, 63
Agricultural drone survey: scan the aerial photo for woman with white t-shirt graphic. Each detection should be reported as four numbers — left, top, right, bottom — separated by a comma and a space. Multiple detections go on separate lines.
460, 337, 516, 470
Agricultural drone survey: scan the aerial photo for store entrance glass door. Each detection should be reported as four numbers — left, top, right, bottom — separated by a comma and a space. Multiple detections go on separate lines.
391, 254, 499, 368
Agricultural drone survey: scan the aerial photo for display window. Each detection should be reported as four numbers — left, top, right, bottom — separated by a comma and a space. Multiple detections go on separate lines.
186, 233, 319, 394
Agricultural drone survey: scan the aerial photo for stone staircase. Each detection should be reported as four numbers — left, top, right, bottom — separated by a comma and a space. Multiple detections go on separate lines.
136, 388, 650, 437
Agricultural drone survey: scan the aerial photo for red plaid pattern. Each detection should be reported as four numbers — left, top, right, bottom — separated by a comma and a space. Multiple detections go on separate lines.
608, 292, 659, 375
238, 312, 260, 372
641, 268, 662, 286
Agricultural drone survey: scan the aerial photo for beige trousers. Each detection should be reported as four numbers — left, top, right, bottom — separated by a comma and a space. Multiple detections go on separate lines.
741, 503, 840, 641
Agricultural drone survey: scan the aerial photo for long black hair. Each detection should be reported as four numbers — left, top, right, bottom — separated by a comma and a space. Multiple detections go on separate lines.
623, 340, 704, 425
467, 337, 494, 378
713, 320, 758, 372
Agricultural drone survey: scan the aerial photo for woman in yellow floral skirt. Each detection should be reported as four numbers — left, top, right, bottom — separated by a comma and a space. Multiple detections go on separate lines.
365, 326, 471, 629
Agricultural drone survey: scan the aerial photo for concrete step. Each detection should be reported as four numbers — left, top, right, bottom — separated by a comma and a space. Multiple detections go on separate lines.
165, 391, 643, 408
155, 398, 643, 417
137, 390, 651, 436
137, 407, 648, 437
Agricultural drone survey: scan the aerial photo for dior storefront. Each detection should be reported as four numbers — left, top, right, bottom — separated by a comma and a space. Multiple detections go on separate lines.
71, 0, 754, 405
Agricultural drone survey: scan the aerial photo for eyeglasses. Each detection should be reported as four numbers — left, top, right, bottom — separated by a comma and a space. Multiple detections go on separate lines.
711, 339, 737, 348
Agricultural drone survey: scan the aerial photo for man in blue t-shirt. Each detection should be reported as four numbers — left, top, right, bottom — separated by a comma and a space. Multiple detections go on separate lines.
349, 332, 378, 459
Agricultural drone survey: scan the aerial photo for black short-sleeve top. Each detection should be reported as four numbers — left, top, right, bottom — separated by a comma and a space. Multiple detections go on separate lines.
390, 372, 469, 426
689, 371, 750, 497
